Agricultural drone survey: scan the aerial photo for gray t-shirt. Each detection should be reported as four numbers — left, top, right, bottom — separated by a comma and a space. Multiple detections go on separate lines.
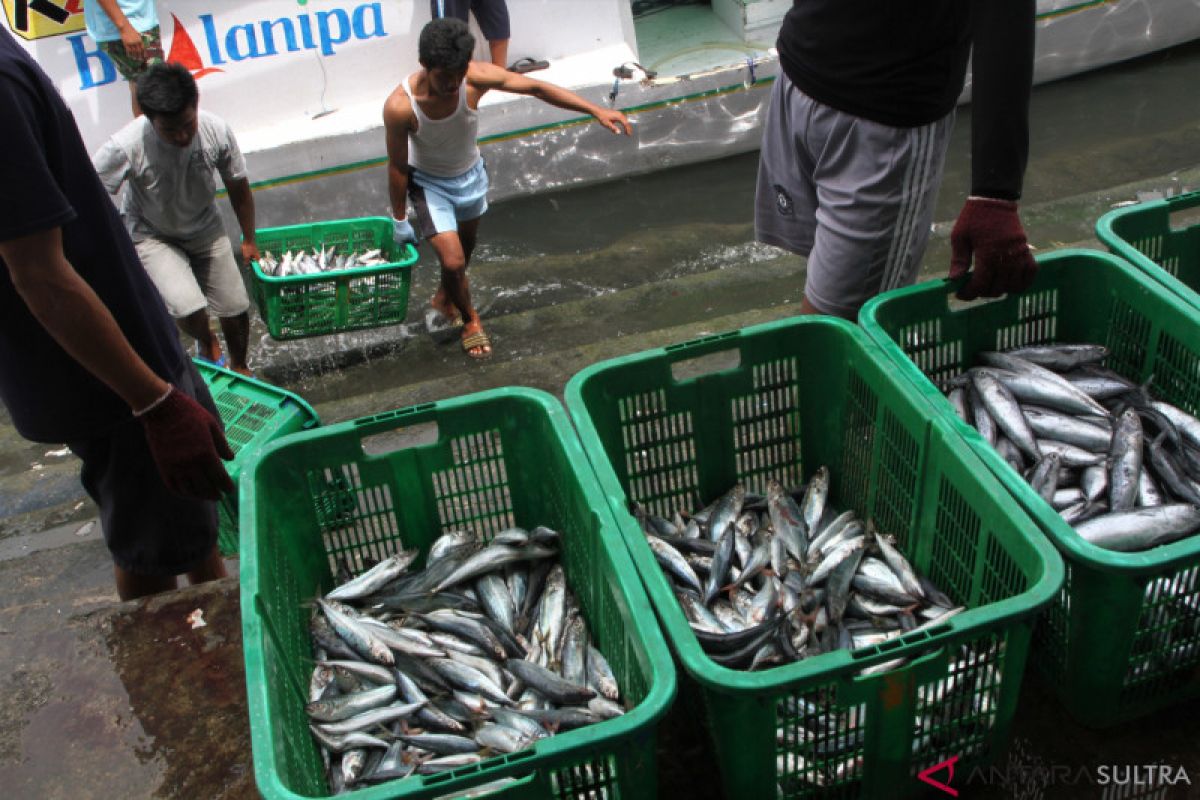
92, 110, 246, 243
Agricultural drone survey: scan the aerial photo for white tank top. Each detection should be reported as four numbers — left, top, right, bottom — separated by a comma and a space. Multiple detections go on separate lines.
402, 74, 481, 177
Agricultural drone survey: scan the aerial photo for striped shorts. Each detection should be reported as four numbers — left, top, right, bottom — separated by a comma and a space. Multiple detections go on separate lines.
755, 73, 954, 318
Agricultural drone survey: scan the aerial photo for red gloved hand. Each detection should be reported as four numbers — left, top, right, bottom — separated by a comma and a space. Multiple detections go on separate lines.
948, 197, 1038, 301
138, 386, 235, 500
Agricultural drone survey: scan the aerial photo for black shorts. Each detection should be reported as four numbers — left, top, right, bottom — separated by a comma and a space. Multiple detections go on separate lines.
67, 362, 220, 577
431, 0, 510, 41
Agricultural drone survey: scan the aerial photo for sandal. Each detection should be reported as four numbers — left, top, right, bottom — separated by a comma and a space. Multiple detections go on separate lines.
509, 57, 549, 74
461, 323, 493, 360
195, 341, 228, 369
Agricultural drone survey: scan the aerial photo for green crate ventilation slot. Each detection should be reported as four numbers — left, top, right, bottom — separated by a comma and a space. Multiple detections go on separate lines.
551, 754, 620, 799
873, 407, 920, 552
909, 632, 1005, 780
1122, 564, 1200, 708
775, 687, 867, 798
213, 389, 276, 454
732, 357, 803, 492
275, 282, 337, 338
898, 318, 962, 392
1130, 231, 1180, 277
435, 430, 515, 542
997, 288, 1058, 351
840, 372, 876, 516
1105, 296, 1151, 380
308, 463, 404, 575
619, 389, 699, 518
1033, 562, 1072, 690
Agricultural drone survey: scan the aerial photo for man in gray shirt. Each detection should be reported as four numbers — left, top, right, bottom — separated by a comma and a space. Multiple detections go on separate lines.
93, 63, 259, 375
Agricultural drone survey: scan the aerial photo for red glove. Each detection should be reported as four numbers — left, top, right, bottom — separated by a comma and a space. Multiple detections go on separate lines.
138, 386, 235, 500
948, 197, 1037, 301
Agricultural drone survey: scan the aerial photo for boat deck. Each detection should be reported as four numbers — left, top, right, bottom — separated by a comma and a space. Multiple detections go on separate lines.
633, 2, 776, 77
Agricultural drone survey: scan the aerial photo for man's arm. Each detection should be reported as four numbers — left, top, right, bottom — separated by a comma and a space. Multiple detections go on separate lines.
1, 227, 168, 411
469, 62, 632, 135
0, 227, 234, 498
92, 0, 144, 61
969, 0, 1035, 200
947, 0, 1036, 300
383, 91, 417, 245
224, 176, 259, 263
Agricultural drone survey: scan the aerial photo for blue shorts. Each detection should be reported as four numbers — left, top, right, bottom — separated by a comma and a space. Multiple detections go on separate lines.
408, 159, 489, 238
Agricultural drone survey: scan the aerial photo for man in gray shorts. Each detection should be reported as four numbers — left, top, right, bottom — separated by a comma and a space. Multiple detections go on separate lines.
757, 1, 1039, 319
94, 63, 260, 376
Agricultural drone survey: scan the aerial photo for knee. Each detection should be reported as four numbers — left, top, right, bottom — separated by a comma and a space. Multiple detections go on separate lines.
440, 255, 468, 274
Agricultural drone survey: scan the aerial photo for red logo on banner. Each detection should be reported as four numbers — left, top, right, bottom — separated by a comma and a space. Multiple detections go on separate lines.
165, 13, 222, 79
918, 756, 960, 796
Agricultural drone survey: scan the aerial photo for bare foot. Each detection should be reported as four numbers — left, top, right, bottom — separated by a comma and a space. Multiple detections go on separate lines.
460, 319, 492, 360
230, 365, 254, 378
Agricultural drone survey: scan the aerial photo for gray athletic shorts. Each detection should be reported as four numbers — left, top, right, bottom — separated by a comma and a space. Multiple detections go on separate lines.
755, 74, 954, 318
136, 232, 251, 318
67, 361, 221, 577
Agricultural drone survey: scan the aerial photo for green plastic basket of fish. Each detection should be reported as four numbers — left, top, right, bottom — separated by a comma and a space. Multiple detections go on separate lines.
1096, 190, 1200, 310
563, 316, 1063, 799
193, 358, 320, 556
250, 217, 419, 340
239, 387, 676, 800
859, 248, 1200, 728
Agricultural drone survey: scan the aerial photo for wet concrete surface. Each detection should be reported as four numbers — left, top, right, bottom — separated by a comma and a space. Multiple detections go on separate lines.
0, 536, 253, 799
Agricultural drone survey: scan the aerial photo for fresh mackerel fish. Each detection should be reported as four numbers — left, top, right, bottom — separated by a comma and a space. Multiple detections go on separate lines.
303, 529, 627, 793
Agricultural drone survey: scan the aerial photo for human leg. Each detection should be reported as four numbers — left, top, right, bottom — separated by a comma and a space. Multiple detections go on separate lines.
189, 234, 253, 373
759, 78, 953, 319
470, 0, 510, 67
68, 362, 224, 601
135, 236, 217, 357
101, 27, 163, 118
409, 163, 490, 354
185, 547, 228, 585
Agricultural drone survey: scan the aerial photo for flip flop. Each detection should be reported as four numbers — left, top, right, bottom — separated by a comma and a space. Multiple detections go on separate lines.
509, 57, 549, 74
195, 342, 228, 369
461, 325, 493, 360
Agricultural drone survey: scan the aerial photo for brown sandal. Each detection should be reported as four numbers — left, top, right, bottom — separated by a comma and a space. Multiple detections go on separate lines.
461, 326, 493, 360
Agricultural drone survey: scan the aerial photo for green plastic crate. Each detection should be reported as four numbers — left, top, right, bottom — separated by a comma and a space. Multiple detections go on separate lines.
239, 387, 676, 800
250, 217, 418, 340
1097, 189, 1200, 309
194, 358, 320, 556
860, 248, 1200, 728
564, 316, 1063, 799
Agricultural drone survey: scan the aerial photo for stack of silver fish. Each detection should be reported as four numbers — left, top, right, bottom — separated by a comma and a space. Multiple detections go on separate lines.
257, 245, 391, 277
943, 344, 1200, 552
305, 526, 625, 793
638, 469, 962, 672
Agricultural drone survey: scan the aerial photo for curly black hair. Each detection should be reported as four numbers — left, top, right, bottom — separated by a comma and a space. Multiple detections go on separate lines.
136, 63, 198, 119
418, 17, 474, 71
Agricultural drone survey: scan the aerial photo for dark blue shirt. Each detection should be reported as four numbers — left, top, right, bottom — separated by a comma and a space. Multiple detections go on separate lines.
0, 27, 184, 442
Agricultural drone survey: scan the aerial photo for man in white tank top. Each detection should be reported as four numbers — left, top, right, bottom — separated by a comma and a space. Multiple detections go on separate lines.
384, 18, 631, 359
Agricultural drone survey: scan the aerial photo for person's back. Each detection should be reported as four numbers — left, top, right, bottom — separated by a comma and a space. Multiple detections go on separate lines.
777, 1, 971, 128
0, 27, 182, 441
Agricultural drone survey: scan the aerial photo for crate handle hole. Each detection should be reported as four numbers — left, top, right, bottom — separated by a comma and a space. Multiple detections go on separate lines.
670, 348, 741, 382
361, 421, 440, 455
946, 288, 1008, 313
